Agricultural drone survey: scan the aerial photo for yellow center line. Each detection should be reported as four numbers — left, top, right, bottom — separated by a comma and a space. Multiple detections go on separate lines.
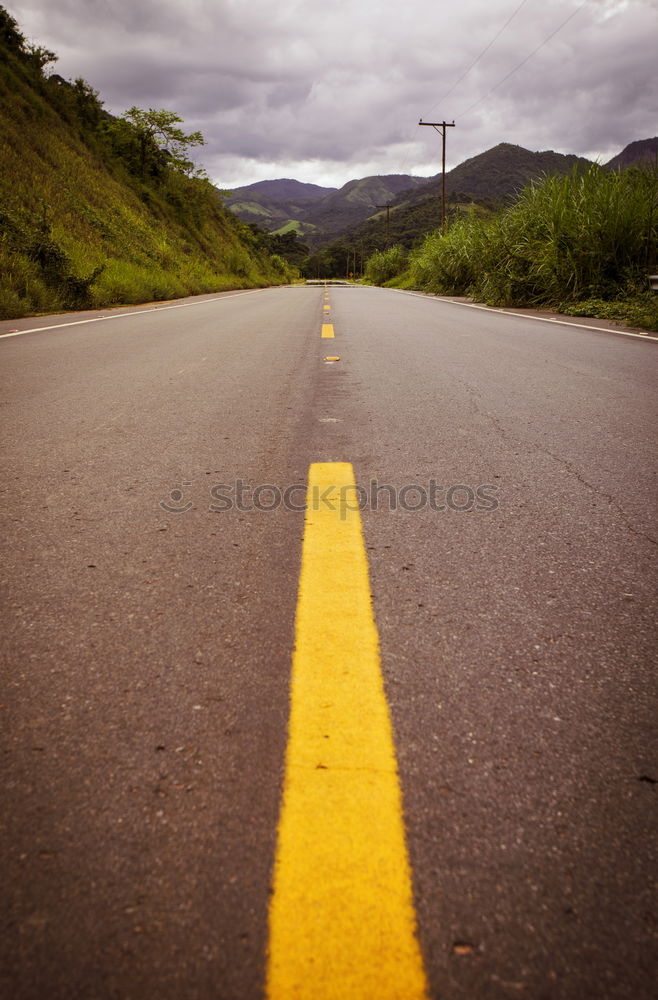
266, 462, 428, 1000
321, 324, 335, 338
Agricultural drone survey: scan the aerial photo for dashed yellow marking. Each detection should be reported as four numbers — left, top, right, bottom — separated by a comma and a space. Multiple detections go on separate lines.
321, 324, 335, 338
266, 463, 428, 1000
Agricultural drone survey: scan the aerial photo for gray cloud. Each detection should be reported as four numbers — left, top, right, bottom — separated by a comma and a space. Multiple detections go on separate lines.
8, 0, 657, 187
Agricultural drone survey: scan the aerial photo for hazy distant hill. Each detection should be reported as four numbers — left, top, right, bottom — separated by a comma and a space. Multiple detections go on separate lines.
224, 173, 427, 235
223, 178, 336, 231
605, 137, 658, 171
225, 145, 593, 242
303, 174, 429, 235
230, 178, 336, 200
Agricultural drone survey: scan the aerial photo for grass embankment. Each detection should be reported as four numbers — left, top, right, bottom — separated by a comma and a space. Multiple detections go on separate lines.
0, 12, 293, 320
365, 165, 658, 332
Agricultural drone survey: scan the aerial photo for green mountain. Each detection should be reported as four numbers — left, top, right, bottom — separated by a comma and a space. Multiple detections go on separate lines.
439, 142, 592, 201
370, 143, 592, 220
229, 178, 335, 201
222, 178, 336, 232
337, 144, 595, 253
0, 7, 290, 320
301, 175, 429, 237
224, 173, 428, 237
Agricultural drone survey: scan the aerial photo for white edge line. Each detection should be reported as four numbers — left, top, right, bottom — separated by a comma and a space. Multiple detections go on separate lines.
0, 288, 270, 340
391, 289, 658, 343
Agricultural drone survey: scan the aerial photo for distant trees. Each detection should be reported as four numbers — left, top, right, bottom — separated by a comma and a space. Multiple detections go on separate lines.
245, 225, 309, 270
301, 240, 360, 280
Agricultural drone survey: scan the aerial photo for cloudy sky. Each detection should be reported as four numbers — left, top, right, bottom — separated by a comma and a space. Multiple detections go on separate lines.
7, 0, 658, 189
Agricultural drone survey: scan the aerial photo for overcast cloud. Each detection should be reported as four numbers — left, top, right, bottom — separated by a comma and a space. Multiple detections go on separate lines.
7, 0, 658, 188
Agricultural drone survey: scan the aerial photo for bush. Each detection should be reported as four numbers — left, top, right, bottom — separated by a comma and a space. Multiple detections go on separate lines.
408, 217, 484, 294
364, 245, 407, 285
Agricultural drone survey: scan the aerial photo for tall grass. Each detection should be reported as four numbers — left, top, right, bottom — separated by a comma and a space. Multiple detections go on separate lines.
364, 245, 407, 285
404, 164, 657, 308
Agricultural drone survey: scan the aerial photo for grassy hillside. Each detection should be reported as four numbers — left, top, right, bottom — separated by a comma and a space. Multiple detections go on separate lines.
0, 8, 291, 320
272, 220, 317, 237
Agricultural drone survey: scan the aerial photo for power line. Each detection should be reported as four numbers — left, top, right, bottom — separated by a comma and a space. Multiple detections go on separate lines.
457, 0, 589, 119
433, 0, 531, 108
398, 1, 530, 177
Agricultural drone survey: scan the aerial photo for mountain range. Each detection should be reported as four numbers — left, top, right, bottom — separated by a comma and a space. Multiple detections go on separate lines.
224, 137, 658, 250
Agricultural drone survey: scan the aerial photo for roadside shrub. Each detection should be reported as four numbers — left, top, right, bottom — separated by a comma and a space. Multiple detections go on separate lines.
409, 217, 483, 295
364, 245, 407, 285
556, 293, 658, 332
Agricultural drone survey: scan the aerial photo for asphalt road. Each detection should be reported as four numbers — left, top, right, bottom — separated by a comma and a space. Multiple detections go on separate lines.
1, 286, 656, 999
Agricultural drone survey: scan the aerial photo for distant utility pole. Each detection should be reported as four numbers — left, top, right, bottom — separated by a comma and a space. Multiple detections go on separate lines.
418, 119, 455, 233
375, 202, 393, 245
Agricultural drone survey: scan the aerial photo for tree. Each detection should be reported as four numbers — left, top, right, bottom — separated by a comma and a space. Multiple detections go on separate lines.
72, 78, 103, 128
27, 43, 57, 69
0, 6, 25, 50
121, 107, 206, 178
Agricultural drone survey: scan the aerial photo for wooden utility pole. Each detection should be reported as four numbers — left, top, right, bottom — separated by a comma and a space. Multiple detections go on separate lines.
418, 119, 455, 233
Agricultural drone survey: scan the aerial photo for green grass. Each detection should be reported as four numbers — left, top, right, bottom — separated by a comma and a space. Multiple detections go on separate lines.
555, 293, 658, 331
272, 220, 317, 236
229, 200, 273, 217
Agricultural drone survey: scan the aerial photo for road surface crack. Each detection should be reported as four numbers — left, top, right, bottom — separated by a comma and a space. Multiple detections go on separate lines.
454, 374, 657, 547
